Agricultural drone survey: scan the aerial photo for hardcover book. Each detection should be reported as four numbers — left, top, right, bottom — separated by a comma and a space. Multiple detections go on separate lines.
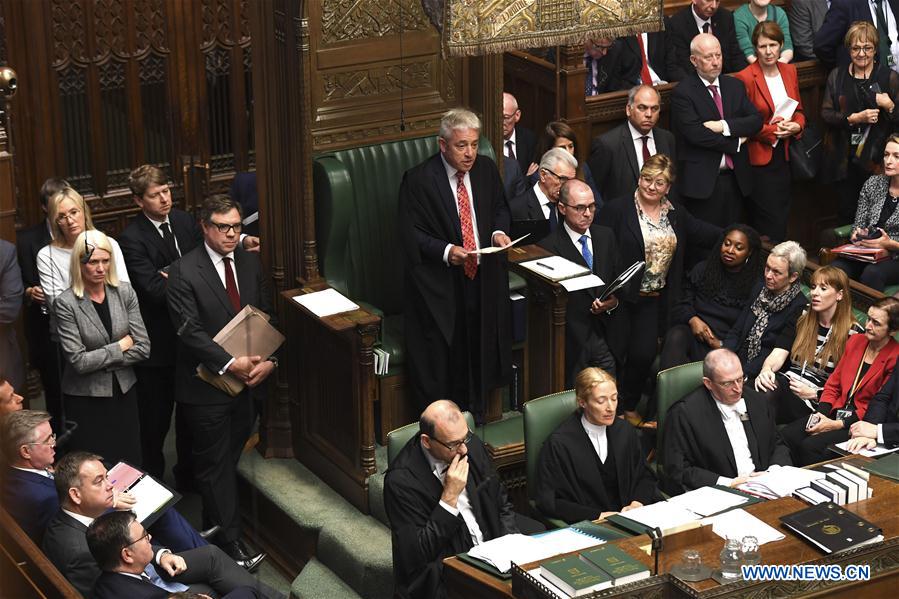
540, 554, 612, 597
580, 544, 651, 585
780, 502, 883, 554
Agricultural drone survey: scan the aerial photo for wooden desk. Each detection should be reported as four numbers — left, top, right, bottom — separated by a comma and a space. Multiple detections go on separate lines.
445, 463, 899, 598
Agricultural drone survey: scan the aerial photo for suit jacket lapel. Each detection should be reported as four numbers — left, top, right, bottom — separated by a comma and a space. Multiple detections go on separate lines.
705, 393, 738, 474
107, 287, 127, 339
431, 155, 463, 245
619, 125, 640, 181
197, 249, 237, 316
753, 65, 776, 115
743, 398, 765, 468
137, 213, 175, 263
77, 294, 110, 342
693, 74, 722, 118
234, 250, 255, 308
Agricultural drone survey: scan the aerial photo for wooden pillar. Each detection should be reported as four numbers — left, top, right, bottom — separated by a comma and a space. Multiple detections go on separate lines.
0, 79, 16, 242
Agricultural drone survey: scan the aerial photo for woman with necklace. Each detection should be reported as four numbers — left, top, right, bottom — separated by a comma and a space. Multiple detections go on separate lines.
734, 22, 804, 242
831, 135, 899, 291
780, 297, 899, 465
598, 154, 720, 425
821, 21, 899, 224
754, 266, 863, 424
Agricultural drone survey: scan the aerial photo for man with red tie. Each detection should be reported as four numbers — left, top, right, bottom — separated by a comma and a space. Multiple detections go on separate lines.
620, 31, 670, 86
166, 195, 271, 566
398, 108, 512, 421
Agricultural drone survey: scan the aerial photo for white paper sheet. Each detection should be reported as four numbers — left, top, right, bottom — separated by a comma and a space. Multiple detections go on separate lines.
560, 274, 605, 292
613, 501, 701, 531
469, 233, 530, 255
292, 288, 360, 317
519, 256, 590, 281
737, 465, 825, 498
834, 439, 899, 457
665, 486, 749, 517
466, 528, 606, 575
703, 508, 785, 545
128, 476, 174, 523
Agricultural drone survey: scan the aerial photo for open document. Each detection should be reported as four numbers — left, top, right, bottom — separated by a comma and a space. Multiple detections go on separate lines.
107, 462, 180, 526
469, 233, 530, 255
466, 527, 605, 574
597, 261, 645, 302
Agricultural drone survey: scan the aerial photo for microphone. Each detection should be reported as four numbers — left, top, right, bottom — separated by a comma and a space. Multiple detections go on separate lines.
80, 232, 94, 264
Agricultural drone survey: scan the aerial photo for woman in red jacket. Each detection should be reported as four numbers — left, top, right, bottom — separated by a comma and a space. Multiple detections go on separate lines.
780, 297, 899, 465
734, 21, 805, 243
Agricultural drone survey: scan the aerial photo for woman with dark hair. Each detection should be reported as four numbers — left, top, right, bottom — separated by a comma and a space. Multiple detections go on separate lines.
780, 297, 899, 465
660, 224, 763, 370
527, 120, 602, 210
754, 266, 863, 423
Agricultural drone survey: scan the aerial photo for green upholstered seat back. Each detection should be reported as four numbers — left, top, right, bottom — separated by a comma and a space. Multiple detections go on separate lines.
522, 390, 578, 502
314, 135, 496, 316
386, 411, 477, 466
655, 361, 704, 464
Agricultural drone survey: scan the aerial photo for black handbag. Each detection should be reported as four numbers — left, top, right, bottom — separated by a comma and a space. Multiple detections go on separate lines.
790, 122, 823, 181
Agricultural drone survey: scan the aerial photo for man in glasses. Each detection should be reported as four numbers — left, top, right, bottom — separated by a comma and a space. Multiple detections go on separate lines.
539, 180, 621, 386
385, 399, 537, 599
509, 148, 576, 231
167, 195, 272, 566
663, 349, 791, 494
41, 452, 273, 597
501, 92, 536, 177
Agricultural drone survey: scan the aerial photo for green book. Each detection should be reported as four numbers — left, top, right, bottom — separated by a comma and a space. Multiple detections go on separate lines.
540, 554, 612, 597
862, 453, 899, 483
580, 544, 651, 586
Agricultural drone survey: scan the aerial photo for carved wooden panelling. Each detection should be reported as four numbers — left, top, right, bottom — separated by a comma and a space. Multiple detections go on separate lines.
321, 60, 432, 101
320, 0, 429, 44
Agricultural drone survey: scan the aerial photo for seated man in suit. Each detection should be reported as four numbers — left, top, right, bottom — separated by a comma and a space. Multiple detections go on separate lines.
42, 452, 269, 597
0, 411, 217, 557
502, 92, 536, 176
384, 399, 536, 599
790, 0, 829, 61
666, 0, 748, 82
535, 367, 659, 524
663, 349, 791, 494
87, 511, 280, 599
538, 180, 620, 384
847, 365, 899, 451
584, 37, 640, 95
588, 85, 676, 202
619, 31, 669, 86
670, 33, 761, 227
510, 147, 576, 230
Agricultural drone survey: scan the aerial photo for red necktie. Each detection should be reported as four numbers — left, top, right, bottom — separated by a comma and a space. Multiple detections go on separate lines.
223, 256, 241, 312
456, 171, 478, 280
641, 135, 651, 164
636, 34, 653, 85
708, 84, 734, 170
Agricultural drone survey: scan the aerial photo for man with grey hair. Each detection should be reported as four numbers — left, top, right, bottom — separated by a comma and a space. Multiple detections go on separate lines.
588, 84, 676, 201
509, 147, 577, 229
399, 108, 512, 419
502, 92, 536, 176
663, 348, 790, 494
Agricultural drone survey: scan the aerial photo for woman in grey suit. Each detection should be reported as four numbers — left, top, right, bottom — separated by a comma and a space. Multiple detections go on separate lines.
54, 231, 150, 464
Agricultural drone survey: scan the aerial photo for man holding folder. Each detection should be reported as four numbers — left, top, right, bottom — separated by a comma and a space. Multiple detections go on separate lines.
166, 195, 272, 565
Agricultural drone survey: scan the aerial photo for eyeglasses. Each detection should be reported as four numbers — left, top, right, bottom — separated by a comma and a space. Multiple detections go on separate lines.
850, 45, 875, 55
55, 208, 82, 224
25, 432, 56, 447
502, 111, 519, 122
640, 176, 669, 189
713, 376, 747, 390
431, 430, 473, 453
561, 202, 597, 214
542, 168, 572, 183
123, 530, 151, 549
209, 221, 242, 234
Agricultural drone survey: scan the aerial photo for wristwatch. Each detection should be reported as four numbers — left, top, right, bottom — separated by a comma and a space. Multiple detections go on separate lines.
267, 356, 279, 368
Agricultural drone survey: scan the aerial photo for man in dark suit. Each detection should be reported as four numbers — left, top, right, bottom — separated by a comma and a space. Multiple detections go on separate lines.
666, 0, 748, 81
790, 0, 829, 61
0, 410, 212, 552
670, 33, 762, 227
815, 0, 899, 68
87, 511, 280, 599
539, 180, 621, 384
41, 452, 270, 597
588, 85, 676, 202
502, 92, 537, 176
0, 239, 23, 392
384, 400, 520, 599
16, 177, 69, 425
583, 37, 641, 95
663, 349, 791, 494
399, 108, 512, 419
510, 147, 576, 228
119, 165, 203, 483
849, 365, 899, 448
619, 31, 670, 85
166, 195, 272, 565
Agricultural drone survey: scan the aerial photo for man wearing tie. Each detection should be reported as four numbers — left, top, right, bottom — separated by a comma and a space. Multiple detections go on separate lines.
588, 85, 677, 202
166, 195, 271, 565
119, 166, 202, 484
509, 148, 576, 230
501, 92, 536, 177
399, 108, 512, 420
539, 180, 621, 384
670, 33, 761, 227
666, 0, 747, 81
620, 31, 669, 85
663, 349, 791, 494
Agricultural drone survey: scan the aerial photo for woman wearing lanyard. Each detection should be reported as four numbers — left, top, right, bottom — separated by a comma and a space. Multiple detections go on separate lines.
780, 296, 899, 465
754, 266, 863, 424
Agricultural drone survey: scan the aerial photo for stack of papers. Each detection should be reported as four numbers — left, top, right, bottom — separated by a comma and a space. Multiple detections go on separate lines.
737, 465, 826, 499
612, 501, 701, 532
467, 528, 604, 574
292, 288, 360, 317
665, 486, 749, 517
703, 509, 785, 545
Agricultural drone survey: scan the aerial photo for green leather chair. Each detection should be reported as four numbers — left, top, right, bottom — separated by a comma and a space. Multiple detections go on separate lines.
386, 411, 476, 466
522, 390, 578, 528
654, 361, 704, 466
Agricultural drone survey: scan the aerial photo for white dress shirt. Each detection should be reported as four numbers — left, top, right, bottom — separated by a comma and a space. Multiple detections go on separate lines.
691, 7, 712, 34
146, 215, 182, 256
627, 121, 657, 172
564, 221, 593, 261
440, 154, 482, 265
581, 414, 609, 463
532, 181, 553, 219
868, 0, 899, 72
421, 443, 484, 546
12, 466, 53, 478
504, 129, 518, 158
714, 398, 757, 486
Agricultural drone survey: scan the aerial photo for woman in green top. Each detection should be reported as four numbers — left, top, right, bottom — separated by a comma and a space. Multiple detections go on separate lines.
734, 0, 794, 63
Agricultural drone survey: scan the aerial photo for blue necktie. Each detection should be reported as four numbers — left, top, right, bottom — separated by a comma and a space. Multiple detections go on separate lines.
579, 235, 593, 270
145, 563, 188, 593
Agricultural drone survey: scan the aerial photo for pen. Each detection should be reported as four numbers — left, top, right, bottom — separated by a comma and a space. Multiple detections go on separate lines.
536, 262, 555, 270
